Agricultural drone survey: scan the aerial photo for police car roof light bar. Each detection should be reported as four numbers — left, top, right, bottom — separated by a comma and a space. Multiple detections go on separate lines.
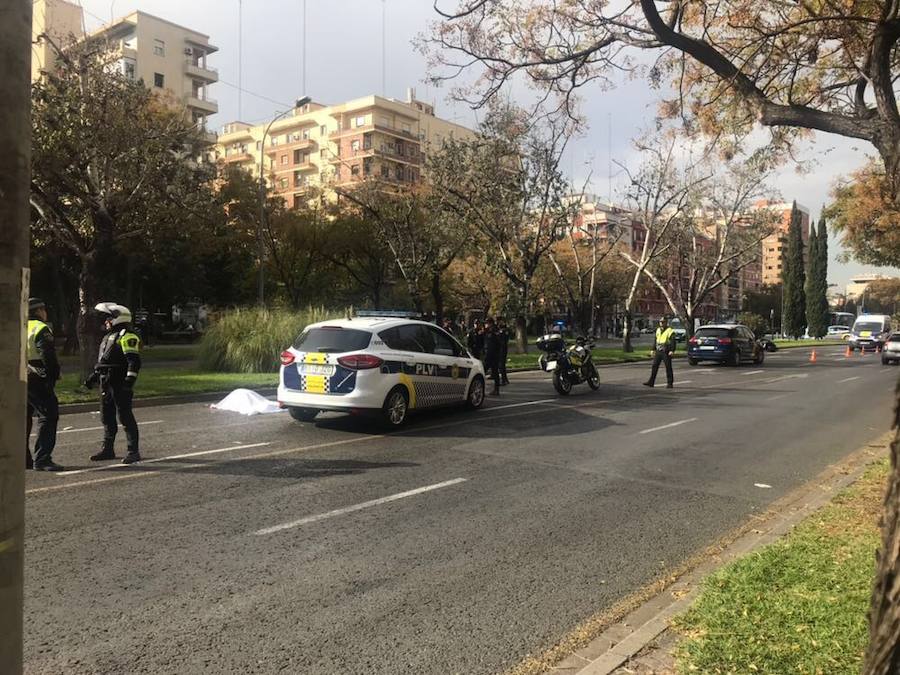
354, 310, 422, 319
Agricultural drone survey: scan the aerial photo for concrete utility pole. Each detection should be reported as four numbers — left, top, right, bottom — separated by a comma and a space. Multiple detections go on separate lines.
0, 1, 32, 672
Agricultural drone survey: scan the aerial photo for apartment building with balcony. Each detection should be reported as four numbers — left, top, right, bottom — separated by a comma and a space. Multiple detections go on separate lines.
754, 201, 810, 285
32, 1, 218, 135
215, 89, 474, 206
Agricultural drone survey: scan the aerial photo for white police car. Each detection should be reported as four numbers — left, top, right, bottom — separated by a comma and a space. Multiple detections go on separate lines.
277, 316, 486, 426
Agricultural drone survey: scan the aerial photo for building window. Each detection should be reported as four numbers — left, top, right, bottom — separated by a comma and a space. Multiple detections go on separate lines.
255, 141, 262, 150
378, 115, 390, 127
302, 128, 311, 140
351, 164, 360, 177
153, 72, 165, 88
278, 177, 288, 189
351, 139, 360, 152
354, 115, 367, 127
293, 149, 302, 164
153, 39, 165, 56
401, 122, 411, 134
121, 58, 136, 80
334, 167, 340, 180
280, 154, 288, 165
381, 165, 390, 179
284, 133, 292, 144
320, 125, 327, 136
271, 137, 279, 146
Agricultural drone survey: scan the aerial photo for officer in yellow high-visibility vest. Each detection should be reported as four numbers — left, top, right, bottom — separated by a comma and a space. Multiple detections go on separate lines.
26, 297, 63, 470
644, 317, 676, 389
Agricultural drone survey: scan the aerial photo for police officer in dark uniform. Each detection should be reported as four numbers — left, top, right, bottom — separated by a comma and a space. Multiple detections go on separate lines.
26, 298, 63, 471
497, 317, 510, 385
466, 319, 485, 360
644, 317, 676, 388
483, 317, 502, 396
84, 302, 143, 464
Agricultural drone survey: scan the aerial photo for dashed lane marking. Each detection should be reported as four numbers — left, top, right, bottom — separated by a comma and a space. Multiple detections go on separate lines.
27, 471, 160, 494
638, 418, 698, 435
33, 420, 162, 437
837, 376, 861, 383
741, 370, 764, 376
253, 478, 468, 535
55, 442, 272, 476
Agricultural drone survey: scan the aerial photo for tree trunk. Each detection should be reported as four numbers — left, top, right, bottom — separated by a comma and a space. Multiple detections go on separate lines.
430, 272, 444, 324
515, 281, 529, 353
622, 310, 633, 353
863, 380, 900, 675
0, 2, 32, 669
77, 254, 101, 379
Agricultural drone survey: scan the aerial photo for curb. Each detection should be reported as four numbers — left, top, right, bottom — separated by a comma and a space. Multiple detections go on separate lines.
512, 430, 893, 675
59, 388, 277, 415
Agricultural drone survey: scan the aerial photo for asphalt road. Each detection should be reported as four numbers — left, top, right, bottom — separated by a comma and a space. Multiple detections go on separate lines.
24, 346, 898, 674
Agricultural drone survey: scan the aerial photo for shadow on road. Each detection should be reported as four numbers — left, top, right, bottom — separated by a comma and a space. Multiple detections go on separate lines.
143, 457, 419, 480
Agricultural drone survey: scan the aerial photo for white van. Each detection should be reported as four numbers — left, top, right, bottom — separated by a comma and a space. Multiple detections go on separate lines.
849, 314, 894, 352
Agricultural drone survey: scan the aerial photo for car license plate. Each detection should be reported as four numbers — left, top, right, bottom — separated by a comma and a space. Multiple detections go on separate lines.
301, 364, 335, 376
699, 346, 715, 350
545, 360, 557, 371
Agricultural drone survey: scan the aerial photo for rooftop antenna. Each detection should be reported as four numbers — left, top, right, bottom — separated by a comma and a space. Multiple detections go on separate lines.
607, 112, 612, 203
301, 0, 307, 95
238, 0, 243, 119
381, 0, 386, 97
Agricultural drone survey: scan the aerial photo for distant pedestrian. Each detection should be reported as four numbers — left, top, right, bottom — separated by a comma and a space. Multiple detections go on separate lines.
497, 318, 510, 385
467, 319, 484, 360
84, 302, 143, 464
483, 317, 502, 396
26, 297, 63, 471
644, 317, 676, 389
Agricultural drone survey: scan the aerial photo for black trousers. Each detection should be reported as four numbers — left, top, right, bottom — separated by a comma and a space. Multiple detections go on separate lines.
101, 382, 139, 452
499, 348, 509, 383
648, 350, 674, 386
483, 357, 501, 390
27, 379, 59, 466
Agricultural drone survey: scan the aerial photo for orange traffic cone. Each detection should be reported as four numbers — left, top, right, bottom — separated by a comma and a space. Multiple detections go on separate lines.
845, 344, 852, 358
810, 349, 817, 363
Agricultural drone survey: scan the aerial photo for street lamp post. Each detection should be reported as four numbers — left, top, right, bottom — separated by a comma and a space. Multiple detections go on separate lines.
257, 96, 310, 307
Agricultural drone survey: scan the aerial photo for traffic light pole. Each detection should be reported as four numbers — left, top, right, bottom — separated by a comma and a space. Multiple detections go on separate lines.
0, 1, 33, 672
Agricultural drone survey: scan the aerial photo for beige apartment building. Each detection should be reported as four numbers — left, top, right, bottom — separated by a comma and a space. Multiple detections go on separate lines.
32, 0, 218, 132
756, 201, 810, 285
216, 89, 474, 205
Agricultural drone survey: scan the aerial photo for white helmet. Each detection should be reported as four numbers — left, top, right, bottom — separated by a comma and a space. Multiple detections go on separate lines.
95, 302, 132, 327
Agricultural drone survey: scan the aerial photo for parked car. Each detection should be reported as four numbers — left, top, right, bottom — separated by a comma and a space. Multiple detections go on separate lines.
277, 317, 486, 427
882, 333, 900, 365
827, 325, 851, 339
687, 324, 765, 366
849, 314, 894, 352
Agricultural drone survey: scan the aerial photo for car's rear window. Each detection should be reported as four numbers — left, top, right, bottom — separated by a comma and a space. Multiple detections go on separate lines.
695, 328, 731, 338
293, 327, 371, 353
889, 333, 900, 343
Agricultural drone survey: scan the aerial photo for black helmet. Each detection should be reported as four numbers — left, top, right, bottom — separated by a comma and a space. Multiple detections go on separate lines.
28, 297, 46, 312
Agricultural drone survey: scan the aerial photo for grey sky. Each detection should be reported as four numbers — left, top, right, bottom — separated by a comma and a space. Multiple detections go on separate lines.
78, 0, 899, 289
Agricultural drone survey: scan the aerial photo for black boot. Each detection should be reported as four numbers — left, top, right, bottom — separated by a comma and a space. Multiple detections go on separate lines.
26, 451, 33, 470
90, 447, 117, 461
34, 460, 64, 471
489, 384, 500, 396
122, 451, 141, 465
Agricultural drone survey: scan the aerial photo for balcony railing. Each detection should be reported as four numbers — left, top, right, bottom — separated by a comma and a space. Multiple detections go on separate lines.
185, 60, 218, 81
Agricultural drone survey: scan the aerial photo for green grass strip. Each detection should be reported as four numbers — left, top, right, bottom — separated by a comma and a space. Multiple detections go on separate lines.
674, 459, 888, 674
55, 369, 278, 405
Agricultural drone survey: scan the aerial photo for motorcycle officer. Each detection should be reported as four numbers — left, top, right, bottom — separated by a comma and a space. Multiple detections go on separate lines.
26, 297, 63, 471
644, 316, 676, 388
84, 302, 142, 464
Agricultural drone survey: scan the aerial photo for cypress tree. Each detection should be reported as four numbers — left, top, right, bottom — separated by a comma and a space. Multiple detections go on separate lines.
782, 202, 807, 338
806, 224, 825, 337
815, 215, 830, 335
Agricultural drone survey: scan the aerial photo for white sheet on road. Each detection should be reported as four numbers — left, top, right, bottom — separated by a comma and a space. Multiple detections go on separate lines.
211, 389, 286, 415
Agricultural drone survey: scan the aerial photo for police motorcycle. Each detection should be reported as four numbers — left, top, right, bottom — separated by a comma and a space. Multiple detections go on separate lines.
536, 333, 601, 395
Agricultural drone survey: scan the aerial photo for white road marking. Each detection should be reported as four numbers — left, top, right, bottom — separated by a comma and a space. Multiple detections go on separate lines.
27, 471, 160, 494
31, 420, 163, 437
761, 373, 809, 384
486, 398, 557, 411
253, 478, 468, 535
638, 418, 698, 435
55, 442, 272, 476
837, 376, 861, 383
677, 380, 692, 385
741, 370, 764, 376
754, 483, 773, 489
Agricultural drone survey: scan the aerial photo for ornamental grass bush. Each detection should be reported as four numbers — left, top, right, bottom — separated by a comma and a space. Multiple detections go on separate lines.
199, 307, 346, 373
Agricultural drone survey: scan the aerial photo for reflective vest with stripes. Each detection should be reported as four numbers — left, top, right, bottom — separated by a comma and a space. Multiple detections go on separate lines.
27, 319, 50, 363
